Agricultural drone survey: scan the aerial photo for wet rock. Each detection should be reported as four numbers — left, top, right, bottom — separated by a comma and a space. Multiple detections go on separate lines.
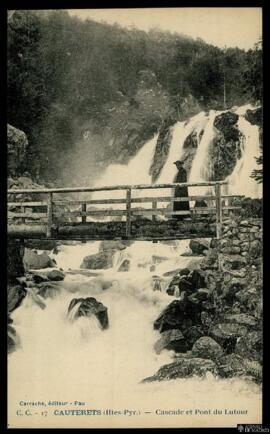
214, 111, 239, 132
32, 273, 49, 284
81, 251, 114, 270
189, 239, 210, 255
118, 259, 130, 272
68, 297, 109, 329
8, 323, 20, 353
25, 240, 58, 251
8, 284, 27, 313
245, 107, 262, 127
221, 246, 241, 255
224, 277, 247, 297
223, 313, 257, 327
217, 353, 249, 378
191, 336, 224, 361
183, 326, 205, 347
154, 298, 200, 333
142, 358, 218, 382
242, 359, 262, 383
235, 331, 262, 362
154, 329, 187, 354
223, 255, 247, 270
234, 288, 258, 310
24, 249, 56, 270
47, 269, 65, 281
217, 353, 262, 382
166, 285, 178, 297
179, 268, 191, 276
209, 323, 248, 352
37, 282, 61, 299
188, 288, 211, 303
190, 269, 206, 290
99, 240, 130, 251
178, 275, 192, 292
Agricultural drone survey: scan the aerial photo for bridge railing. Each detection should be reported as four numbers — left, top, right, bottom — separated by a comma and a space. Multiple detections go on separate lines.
7, 181, 243, 240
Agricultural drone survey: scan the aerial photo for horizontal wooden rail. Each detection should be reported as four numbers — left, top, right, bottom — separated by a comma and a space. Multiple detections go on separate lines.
7, 181, 228, 195
8, 201, 48, 207
7, 194, 243, 209
8, 212, 47, 219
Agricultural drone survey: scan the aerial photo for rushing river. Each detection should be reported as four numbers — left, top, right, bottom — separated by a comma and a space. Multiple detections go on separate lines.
8, 241, 262, 428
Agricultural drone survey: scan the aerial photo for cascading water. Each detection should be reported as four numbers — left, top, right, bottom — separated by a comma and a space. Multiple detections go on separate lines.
188, 110, 219, 197
8, 242, 262, 428
153, 112, 208, 206
226, 116, 262, 198
91, 134, 158, 207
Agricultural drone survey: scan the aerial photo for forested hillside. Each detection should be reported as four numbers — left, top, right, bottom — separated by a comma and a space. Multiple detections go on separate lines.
7, 10, 262, 184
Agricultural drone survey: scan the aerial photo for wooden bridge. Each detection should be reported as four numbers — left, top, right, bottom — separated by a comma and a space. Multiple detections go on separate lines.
7, 181, 242, 241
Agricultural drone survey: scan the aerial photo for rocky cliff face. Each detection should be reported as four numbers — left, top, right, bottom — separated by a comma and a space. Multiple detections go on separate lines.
7, 124, 28, 177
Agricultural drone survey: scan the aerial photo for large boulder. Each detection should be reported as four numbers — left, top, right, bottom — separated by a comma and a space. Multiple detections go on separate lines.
245, 107, 262, 127
80, 251, 114, 270
23, 249, 56, 270
67, 297, 109, 329
189, 239, 210, 255
142, 358, 218, 383
47, 269, 65, 281
7, 124, 28, 176
154, 329, 187, 354
191, 336, 224, 361
154, 298, 200, 333
216, 353, 262, 383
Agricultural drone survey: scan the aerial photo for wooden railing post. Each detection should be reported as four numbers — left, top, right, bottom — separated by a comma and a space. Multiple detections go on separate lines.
81, 203, 86, 223
47, 192, 53, 238
21, 204, 25, 224
152, 199, 157, 221
215, 183, 222, 239
126, 188, 132, 238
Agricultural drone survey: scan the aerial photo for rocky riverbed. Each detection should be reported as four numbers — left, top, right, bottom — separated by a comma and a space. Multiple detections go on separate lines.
8, 216, 262, 387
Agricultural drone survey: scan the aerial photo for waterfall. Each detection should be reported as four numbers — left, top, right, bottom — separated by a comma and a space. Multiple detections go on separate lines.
91, 135, 158, 205
226, 116, 262, 198
188, 110, 219, 197
153, 112, 208, 204
67, 301, 82, 322
90, 105, 261, 218
82, 104, 261, 224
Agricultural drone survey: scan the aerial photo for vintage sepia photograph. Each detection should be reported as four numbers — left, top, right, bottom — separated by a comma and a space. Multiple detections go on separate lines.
7, 7, 263, 429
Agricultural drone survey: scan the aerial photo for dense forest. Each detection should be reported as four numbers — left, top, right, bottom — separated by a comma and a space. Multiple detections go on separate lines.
7, 10, 262, 184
